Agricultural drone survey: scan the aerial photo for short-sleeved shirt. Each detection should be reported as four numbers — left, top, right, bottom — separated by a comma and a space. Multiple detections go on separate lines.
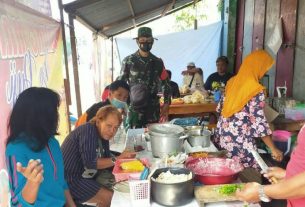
213, 91, 272, 169
61, 123, 110, 202
204, 72, 233, 91
285, 125, 305, 207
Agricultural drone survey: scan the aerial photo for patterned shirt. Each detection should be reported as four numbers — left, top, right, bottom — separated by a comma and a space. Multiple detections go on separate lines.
213, 91, 272, 169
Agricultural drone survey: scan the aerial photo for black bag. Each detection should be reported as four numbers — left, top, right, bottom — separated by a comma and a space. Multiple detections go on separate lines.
130, 83, 149, 112
129, 59, 155, 113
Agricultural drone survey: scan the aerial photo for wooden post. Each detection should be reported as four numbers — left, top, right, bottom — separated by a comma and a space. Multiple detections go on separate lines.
58, 0, 71, 132
68, 14, 82, 117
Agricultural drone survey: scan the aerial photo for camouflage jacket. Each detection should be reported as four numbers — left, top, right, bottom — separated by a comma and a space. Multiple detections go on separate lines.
118, 51, 171, 104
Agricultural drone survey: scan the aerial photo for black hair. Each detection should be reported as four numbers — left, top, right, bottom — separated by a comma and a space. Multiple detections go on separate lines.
216, 56, 229, 65
166, 70, 172, 79
6, 87, 60, 151
109, 80, 130, 92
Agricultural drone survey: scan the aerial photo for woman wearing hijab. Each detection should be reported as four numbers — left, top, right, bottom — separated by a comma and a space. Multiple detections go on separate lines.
213, 50, 283, 169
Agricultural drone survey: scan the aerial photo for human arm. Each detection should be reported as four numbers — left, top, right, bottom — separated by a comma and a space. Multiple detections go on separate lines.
160, 64, 171, 119
263, 167, 286, 183
96, 150, 136, 169
249, 92, 282, 161
236, 171, 305, 203
18, 160, 43, 205
6, 143, 45, 207
261, 135, 283, 161
117, 57, 130, 82
64, 190, 76, 207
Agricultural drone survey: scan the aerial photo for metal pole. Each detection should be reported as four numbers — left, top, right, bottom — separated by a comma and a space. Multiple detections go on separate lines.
58, 0, 71, 132
111, 36, 114, 82
68, 14, 82, 117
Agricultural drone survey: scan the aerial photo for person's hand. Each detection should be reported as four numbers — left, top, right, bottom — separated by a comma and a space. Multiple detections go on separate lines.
263, 167, 286, 183
160, 103, 169, 122
17, 159, 44, 184
270, 147, 283, 162
118, 150, 136, 159
236, 182, 261, 203
181, 70, 188, 75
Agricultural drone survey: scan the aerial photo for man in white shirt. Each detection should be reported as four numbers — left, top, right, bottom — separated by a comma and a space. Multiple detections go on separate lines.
182, 62, 204, 89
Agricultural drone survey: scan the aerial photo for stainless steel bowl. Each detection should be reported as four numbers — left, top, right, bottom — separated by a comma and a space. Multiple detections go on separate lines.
187, 129, 211, 147
151, 167, 194, 206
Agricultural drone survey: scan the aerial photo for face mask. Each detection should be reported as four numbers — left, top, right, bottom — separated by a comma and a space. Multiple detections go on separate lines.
139, 42, 153, 52
111, 98, 128, 109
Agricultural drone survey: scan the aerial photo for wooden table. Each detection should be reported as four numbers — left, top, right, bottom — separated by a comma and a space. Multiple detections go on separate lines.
272, 115, 305, 132
168, 103, 218, 120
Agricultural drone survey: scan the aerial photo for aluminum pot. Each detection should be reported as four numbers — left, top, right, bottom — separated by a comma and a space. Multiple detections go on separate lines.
148, 123, 185, 137
187, 129, 211, 147
148, 124, 188, 157
151, 167, 194, 206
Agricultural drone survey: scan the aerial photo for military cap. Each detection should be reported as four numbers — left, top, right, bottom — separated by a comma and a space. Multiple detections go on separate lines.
137, 27, 153, 38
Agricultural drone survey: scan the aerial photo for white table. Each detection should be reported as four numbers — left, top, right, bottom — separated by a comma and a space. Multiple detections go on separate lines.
110, 128, 260, 207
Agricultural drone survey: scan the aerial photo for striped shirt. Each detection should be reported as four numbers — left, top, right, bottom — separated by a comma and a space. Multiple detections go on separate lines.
61, 123, 110, 202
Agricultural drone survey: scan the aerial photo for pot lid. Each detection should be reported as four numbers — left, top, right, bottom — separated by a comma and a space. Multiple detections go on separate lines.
148, 123, 184, 135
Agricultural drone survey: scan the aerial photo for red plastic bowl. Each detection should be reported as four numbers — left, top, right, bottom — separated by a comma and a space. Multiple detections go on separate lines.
185, 157, 244, 185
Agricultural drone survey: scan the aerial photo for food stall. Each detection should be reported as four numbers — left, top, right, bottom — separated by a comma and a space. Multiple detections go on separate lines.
110, 125, 260, 207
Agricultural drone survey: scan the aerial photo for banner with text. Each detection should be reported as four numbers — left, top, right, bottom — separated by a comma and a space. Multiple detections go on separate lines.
0, 2, 68, 206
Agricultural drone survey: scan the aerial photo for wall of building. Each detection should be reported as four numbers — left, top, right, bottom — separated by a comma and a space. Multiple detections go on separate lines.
228, 0, 304, 99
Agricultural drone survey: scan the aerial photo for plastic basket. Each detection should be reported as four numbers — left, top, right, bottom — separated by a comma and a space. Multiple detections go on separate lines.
129, 180, 150, 207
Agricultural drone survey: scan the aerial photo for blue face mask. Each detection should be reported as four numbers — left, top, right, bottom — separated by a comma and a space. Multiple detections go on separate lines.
111, 98, 128, 109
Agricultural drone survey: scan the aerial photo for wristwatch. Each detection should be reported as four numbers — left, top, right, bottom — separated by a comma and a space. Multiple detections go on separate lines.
111, 156, 117, 164
258, 185, 271, 202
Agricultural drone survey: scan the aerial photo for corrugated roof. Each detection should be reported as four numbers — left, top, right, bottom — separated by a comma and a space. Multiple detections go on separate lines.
63, 0, 196, 38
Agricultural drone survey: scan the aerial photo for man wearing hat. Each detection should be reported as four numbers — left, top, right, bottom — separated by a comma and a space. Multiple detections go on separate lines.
118, 27, 171, 129
182, 62, 204, 89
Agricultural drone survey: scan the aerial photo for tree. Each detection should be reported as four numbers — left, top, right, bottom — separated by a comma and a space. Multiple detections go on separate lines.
173, 0, 223, 32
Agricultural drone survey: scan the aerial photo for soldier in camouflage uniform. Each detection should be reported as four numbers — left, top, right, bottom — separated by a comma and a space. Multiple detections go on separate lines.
117, 27, 171, 129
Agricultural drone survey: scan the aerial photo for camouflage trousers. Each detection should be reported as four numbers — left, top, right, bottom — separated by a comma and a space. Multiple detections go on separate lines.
125, 101, 160, 129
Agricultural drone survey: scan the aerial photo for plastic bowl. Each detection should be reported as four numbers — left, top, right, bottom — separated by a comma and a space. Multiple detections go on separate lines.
185, 157, 243, 185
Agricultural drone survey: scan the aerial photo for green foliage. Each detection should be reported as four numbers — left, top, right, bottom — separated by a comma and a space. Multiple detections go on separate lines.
173, 1, 208, 31
217, 0, 224, 13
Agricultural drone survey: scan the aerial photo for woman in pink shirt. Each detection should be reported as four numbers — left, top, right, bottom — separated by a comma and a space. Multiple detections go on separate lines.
236, 124, 305, 206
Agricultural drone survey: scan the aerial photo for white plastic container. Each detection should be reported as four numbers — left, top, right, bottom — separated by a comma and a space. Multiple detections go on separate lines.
129, 180, 150, 207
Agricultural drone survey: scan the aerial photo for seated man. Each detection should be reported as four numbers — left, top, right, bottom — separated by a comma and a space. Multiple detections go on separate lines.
182, 62, 204, 89
75, 80, 129, 127
166, 69, 180, 98
204, 56, 233, 91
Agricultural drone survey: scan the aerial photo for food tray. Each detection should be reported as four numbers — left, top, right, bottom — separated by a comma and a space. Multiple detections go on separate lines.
112, 158, 149, 182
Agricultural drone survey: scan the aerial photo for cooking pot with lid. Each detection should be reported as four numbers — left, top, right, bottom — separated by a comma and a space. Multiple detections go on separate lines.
147, 123, 188, 157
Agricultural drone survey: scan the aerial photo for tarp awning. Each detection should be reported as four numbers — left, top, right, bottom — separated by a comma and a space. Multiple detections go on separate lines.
63, 0, 197, 38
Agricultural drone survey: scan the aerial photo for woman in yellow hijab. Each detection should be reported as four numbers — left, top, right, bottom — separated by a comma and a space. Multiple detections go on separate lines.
213, 50, 283, 170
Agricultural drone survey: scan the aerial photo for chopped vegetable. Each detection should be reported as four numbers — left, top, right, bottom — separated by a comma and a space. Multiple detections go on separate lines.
217, 184, 243, 196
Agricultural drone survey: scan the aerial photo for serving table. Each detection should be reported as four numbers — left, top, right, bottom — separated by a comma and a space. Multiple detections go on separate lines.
168, 103, 217, 120
110, 128, 260, 207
